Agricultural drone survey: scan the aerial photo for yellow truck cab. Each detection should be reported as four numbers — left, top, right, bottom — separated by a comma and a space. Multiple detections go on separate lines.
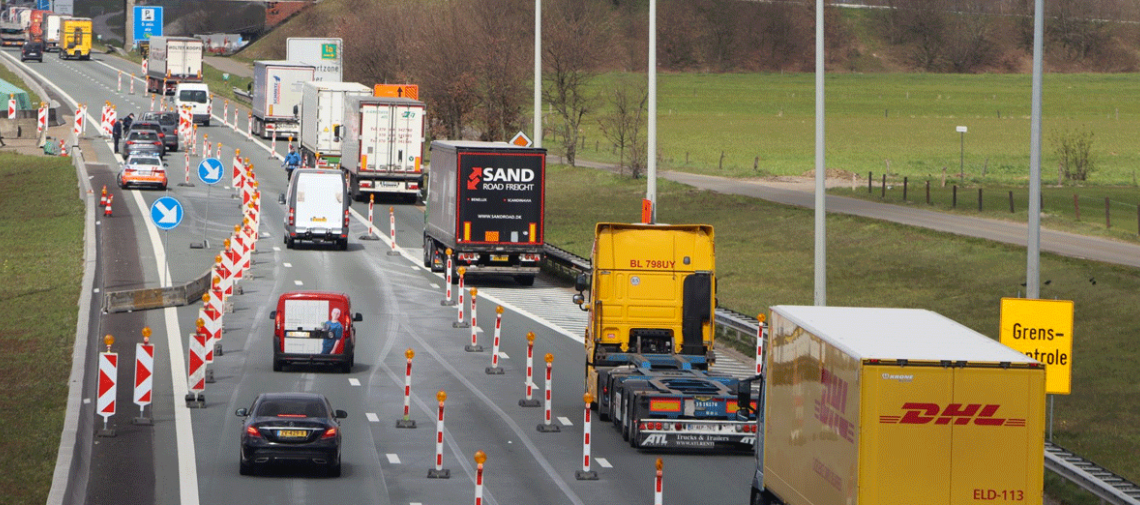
59, 17, 91, 60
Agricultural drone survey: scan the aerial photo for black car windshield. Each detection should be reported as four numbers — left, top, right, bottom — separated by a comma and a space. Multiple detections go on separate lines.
179, 90, 208, 104
142, 113, 177, 126
256, 399, 328, 418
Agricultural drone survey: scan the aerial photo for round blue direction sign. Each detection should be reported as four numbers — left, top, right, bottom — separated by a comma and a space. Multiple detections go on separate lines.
150, 196, 183, 230
198, 158, 225, 185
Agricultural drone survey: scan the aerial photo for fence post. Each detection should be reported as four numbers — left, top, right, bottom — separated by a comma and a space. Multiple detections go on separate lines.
926, 181, 930, 205
1009, 191, 1014, 213
1106, 197, 1111, 229
868, 172, 872, 193
978, 188, 983, 212
903, 177, 908, 202
881, 174, 886, 198
1074, 194, 1080, 221
953, 185, 957, 208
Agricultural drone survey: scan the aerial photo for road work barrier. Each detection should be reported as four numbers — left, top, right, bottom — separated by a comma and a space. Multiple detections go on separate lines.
519, 332, 539, 407
397, 348, 416, 428
453, 268, 468, 328
485, 306, 504, 374
132, 328, 154, 425
97, 335, 117, 437
654, 458, 664, 505
361, 195, 379, 240
465, 288, 482, 352
756, 314, 767, 375
427, 391, 450, 479
537, 353, 559, 432
386, 207, 399, 255
103, 193, 112, 217
441, 249, 455, 306
186, 327, 207, 408
576, 393, 598, 480
474, 451, 487, 505
102, 266, 212, 313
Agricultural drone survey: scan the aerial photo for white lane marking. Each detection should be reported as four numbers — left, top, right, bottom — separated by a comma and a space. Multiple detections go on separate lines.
429, 283, 439, 289
83, 398, 90, 404
283, 262, 292, 268
348, 378, 361, 386
365, 412, 379, 423
93, 288, 100, 293
408, 265, 418, 271
597, 458, 612, 468
294, 280, 303, 286
386, 454, 401, 464
558, 416, 573, 426
273, 246, 281, 251
498, 351, 509, 359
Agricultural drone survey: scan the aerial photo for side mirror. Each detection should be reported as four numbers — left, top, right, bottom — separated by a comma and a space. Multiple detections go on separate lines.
353, 312, 363, 322
292, 104, 298, 116
333, 125, 342, 141
572, 293, 584, 306
574, 273, 589, 293
334, 409, 348, 419
269, 310, 276, 320
278, 193, 286, 204
235, 408, 249, 417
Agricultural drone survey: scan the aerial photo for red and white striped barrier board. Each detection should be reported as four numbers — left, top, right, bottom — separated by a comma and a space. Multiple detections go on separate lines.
198, 312, 214, 364
100, 104, 110, 136
232, 150, 243, 189
98, 352, 118, 423
37, 103, 46, 135
188, 331, 207, 396
8, 94, 15, 118
756, 319, 766, 375
134, 343, 153, 410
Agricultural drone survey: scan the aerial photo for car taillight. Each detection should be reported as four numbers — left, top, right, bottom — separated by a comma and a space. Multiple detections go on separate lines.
287, 208, 294, 226
246, 426, 261, 437
321, 427, 337, 439
158, 132, 165, 138
343, 209, 350, 228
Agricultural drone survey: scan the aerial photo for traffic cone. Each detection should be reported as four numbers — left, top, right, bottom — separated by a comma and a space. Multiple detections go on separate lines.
59, 138, 68, 157
100, 186, 108, 208
103, 194, 113, 217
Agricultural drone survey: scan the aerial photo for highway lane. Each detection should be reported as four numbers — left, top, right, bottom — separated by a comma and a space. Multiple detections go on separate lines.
28, 50, 756, 505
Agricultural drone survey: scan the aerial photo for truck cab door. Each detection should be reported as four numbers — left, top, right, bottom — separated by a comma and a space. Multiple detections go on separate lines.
681, 272, 712, 355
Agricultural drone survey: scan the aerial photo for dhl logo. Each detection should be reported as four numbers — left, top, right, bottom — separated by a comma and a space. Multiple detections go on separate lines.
880, 403, 1026, 427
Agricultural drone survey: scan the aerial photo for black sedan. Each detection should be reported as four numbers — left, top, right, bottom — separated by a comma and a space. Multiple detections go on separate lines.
235, 392, 347, 476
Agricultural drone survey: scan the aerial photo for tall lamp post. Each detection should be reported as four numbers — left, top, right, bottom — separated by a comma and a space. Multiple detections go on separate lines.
957, 126, 968, 179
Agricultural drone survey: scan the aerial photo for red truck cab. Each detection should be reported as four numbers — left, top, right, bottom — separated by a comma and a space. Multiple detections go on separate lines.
269, 291, 363, 373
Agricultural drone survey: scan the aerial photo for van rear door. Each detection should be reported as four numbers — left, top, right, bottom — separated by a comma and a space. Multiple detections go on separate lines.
295, 172, 345, 232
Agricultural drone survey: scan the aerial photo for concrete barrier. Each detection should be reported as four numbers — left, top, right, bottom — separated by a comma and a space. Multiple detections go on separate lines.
103, 268, 212, 313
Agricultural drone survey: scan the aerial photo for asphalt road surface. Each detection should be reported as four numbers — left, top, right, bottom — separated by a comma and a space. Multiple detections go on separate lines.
17, 49, 758, 505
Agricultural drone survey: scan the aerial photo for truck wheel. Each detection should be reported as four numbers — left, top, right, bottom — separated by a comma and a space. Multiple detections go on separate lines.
422, 237, 434, 269
627, 399, 640, 448
514, 275, 535, 287
620, 394, 630, 441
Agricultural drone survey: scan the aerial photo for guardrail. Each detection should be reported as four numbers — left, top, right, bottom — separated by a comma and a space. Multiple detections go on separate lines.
540, 243, 1140, 503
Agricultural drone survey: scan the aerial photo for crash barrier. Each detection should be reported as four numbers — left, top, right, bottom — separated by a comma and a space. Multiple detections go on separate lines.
102, 268, 212, 313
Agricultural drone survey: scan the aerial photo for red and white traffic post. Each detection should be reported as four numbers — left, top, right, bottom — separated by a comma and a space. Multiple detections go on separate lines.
97, 334, 118, 436
386, 206, 400, 255
7, 93, 15, 119
133, 327, 154, 425
117, 70, 122, 93
519, 331, 539, 406
37, 102, 46, 135
186, 326, 207, 408
223, 99, 229, 127
427, 391, 450, 478
129, 73, 135, 95
246, 112, 252, 139
441, 249, 455, 306
576, 392, 599, 480
654, 458, 664, 505
397, 348, 416, 428
360, 194, 379, 240
756, 313, 767, 375
216, 141, 222, 161
453, 267, 469, 328
465, 288, 482, 352
473, 451, 487, 505
537, 353, 559, 432
181, 150, 191, 186
485, 306, 504, 374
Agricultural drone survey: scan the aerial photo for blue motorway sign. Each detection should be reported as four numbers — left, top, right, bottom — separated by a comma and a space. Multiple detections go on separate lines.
36, 0, 50, 11
133, 6, 163, 43
198, 158, 224, 185
150, 196, 183, 230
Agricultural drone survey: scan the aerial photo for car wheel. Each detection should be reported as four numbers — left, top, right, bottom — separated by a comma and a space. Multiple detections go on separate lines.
327, 457, 341, 478
239, 453, 254, 476
204, 119, 210, 127
422, 237, 434, 268
273, 358, 283, 372
337, 239, 348, 251
285, 237, 294, 249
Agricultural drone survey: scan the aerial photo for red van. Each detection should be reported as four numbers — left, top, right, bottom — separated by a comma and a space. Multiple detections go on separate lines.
269, 291, 363, 373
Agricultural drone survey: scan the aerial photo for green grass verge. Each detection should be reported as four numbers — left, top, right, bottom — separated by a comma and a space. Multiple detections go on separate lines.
573, 72, 1140, 186
545, 163, 1140, 492
0, 153, 83, 505
831, 181, 1140, 242
0, 62, 42, 109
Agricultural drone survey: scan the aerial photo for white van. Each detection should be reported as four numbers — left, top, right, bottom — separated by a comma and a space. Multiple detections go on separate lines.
282, 169, 351, 250
174, 83, 211, 126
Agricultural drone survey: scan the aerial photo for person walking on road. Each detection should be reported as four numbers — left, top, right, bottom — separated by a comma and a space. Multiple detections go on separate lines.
111, 118, 122, 153
283, 145, 301, 180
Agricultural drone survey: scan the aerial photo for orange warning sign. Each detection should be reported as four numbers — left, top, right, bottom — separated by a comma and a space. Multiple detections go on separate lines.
374, 84, 419, 100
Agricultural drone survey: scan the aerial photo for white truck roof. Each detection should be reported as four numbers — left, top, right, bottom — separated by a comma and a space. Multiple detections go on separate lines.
770, 305, 1038, 364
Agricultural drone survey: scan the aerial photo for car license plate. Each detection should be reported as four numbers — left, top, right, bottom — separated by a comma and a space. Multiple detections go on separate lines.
381, 181, 398, 187
285, 330, 310, 337
312, 217, 327, 222
491, 255, 509, 262
278, 430, 307, 438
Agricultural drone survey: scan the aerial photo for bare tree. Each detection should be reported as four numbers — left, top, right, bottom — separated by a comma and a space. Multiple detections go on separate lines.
597, 76, 648, 177
944, 1, 999, 72
543, 0, 614, 166
418, 3, 480, 140
466, 0, 531, 141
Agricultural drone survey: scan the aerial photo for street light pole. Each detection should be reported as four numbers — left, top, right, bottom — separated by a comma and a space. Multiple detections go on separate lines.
957, 126, 967, 180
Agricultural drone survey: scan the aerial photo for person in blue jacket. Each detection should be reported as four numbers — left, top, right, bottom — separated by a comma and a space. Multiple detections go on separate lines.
283, 146, 301, 180
321, 308, 343, 354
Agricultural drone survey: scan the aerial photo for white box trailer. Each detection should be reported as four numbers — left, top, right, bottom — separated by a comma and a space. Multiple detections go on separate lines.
339, 95, 426, 202
299, 81, 370, 169
147, 36, 204, 95
251, 60, 315, 140
43, 14, 61, 51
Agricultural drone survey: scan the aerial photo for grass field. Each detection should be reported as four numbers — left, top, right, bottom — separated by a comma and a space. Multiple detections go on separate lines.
0, 153, 84, 505
572, 72, 1140, 187
544, 163, 1140, 500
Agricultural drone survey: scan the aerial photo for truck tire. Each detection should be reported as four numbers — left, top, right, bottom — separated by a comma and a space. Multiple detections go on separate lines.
514, 275, 535, 286
422, 237, 435, 269
626, 396, 640, 448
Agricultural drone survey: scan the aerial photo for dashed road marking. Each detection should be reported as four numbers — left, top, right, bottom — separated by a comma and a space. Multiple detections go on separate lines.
294, 280, 303, 286
348, 378, 361, 386
498, 351, 509, 359
558, 416, 572, 426
430, 283, 439, 289
283, 262, 292, 268
366, 412, 379, 422
597, 458, 612, 468
273, 246, 281, 251
386, 454, 401, 464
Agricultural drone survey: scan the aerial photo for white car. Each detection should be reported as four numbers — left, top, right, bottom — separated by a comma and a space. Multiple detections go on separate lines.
118, 155, 168, 190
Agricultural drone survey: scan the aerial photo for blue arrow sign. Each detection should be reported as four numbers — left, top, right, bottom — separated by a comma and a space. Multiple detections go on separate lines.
198, 158, 224, 185
150, 196, 183, 230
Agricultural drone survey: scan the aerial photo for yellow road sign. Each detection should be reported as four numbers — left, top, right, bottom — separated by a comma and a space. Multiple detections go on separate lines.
999, 298, 1074, 395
